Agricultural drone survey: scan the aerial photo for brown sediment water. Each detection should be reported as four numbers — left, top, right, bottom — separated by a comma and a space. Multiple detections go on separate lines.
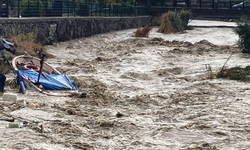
2, 21, 250, 150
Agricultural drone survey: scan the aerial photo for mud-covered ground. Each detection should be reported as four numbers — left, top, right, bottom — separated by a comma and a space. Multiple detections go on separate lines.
2, 20, 250, 150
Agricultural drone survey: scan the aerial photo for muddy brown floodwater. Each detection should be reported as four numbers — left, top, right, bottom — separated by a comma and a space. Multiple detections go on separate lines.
2, 20, 250, 150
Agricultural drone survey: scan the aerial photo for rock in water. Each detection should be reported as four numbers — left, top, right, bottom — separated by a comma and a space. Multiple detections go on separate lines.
3, 93, 17, 103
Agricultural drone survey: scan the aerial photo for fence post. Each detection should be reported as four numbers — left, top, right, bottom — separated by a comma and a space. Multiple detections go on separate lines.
123, 5, 125, 16
105, 3, 106, 17
140, 6, 141, 16
28, 0, 30, 17
144, 6, 145, 15
109, 3, 111, 16
90, 3, 92, 16
60, 1, 63, 17
137, 4, 139, 16
126, 6, 128, 16
61, 1, 63, 17
135, 5, 137, 16
18, 0, 20, 18
37, 0, 39, 17
53, 0, 55, 16
130, 6, 131, 16
6, 0, 8, 17
95, 3, 97, 16
120, 5, 122, 16
134, 6, 135, 16
45, 0, 47, 17
74, 1, 75, 16
68, 1, 69, 16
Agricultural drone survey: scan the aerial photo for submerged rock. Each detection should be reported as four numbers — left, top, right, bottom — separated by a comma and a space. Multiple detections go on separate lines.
3, 93, 17, 104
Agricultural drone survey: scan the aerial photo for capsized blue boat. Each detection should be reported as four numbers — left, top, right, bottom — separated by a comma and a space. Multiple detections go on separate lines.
12, 54, 77, 93
19, 69, 77, 90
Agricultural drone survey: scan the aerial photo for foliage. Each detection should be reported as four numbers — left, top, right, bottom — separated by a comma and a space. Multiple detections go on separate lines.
158, 9, 192, 34
179, 9, 192, 30
15, 32, 34, 43
21, 0, 43, 17
35, 31, 49, 45
217, 66, 250, 82
234, 16, 250, 53
0, 32, 52, 74
9, 32, 53, 58
125, 0, 135, 6
134, 24, 152, 37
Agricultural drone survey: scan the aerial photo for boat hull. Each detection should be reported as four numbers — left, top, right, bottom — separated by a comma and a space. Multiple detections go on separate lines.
12, 55, 77, 93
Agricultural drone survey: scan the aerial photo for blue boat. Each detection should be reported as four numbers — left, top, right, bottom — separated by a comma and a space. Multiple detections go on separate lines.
12, 54, 77, 94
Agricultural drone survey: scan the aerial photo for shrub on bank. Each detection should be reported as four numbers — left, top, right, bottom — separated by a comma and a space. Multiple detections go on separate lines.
0, 32, 52, 74
179, 9, 192, 30
217, 66, 250, 82
234, 17, 250, 53
158, 9, 192, 34
8, 32, 53, 58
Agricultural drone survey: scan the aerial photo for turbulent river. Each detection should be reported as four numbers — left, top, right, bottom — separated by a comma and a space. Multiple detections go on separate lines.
2, 20, 250, 150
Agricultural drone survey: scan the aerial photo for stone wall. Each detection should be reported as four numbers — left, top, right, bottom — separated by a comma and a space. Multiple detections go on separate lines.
0, 16, 152, 44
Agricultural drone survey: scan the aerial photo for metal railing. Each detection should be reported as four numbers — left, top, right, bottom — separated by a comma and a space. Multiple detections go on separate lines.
1, 0, 247, 18
1, 0, 149, 18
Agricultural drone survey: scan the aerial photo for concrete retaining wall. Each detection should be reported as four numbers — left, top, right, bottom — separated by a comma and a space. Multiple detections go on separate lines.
0, 16, 152, 44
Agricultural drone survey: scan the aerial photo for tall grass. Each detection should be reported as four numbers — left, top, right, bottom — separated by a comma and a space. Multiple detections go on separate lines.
158, 9, 192, 34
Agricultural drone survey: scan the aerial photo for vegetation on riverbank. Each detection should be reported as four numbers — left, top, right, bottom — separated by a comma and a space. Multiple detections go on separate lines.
235, 16, 250, 53
0, 32, 52, 74
158, 9, 192, 33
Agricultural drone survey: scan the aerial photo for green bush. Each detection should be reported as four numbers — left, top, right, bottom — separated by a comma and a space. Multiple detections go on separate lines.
16, 32, 34, 43
21, 0, 43, 17
217, 66, 250, 82
235, 17, 250, 53
158, 9, 192, 34
179, 9, 192, 30
227, 67, 248, 81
